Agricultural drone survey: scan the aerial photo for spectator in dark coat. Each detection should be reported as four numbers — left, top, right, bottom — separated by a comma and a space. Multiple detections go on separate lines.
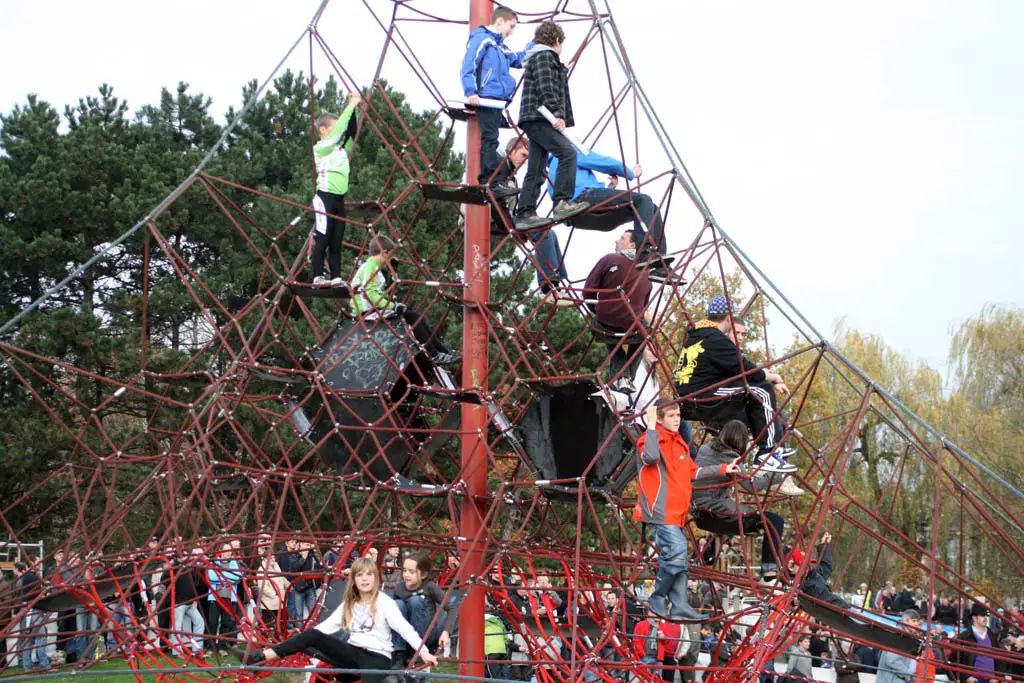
934, 596, 959, 627
952, 603, 1006, 683
891, 585, 917, 613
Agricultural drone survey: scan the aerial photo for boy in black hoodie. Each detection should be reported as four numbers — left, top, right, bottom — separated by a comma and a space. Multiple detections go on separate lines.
674, 294, 797, 475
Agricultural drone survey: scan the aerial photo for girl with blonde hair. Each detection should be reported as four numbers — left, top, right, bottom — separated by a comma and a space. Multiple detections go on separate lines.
234, 557, 438, 682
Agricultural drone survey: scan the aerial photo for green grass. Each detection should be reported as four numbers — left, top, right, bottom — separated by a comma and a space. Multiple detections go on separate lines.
1, 658, 462, 683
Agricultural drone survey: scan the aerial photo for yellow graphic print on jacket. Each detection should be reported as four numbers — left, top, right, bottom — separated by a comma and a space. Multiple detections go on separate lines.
675, 340, 705, 385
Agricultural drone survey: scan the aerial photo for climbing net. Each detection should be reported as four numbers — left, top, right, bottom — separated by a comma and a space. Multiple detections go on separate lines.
1, 1, 1023, 682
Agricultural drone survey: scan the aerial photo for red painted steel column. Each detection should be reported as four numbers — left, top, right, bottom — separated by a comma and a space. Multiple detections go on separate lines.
459, 0, 493, 679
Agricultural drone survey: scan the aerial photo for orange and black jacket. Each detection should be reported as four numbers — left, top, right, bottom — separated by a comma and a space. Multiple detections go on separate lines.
634, 424, 727, 526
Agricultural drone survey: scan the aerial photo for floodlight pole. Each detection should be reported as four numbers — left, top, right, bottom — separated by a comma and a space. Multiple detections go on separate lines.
459, 0, 493, 679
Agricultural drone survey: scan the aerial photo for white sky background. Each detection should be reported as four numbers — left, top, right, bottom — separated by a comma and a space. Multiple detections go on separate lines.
2, 0, 1022, 380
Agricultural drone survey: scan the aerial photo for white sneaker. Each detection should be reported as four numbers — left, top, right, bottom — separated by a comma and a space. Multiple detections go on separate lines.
775, 475, 805, 497
755, 448, 798, 474
775, 445, 798, 459
329, 277, 345, 286
312, 276, 329, 285
541, 288, 578, 308
613, 376, 637, 394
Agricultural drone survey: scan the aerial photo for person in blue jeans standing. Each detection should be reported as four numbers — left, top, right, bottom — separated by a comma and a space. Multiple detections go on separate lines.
461, 6, 533, 197
13, 561, 50, 670
205, 543, 242, 653
513, 20, 590, 231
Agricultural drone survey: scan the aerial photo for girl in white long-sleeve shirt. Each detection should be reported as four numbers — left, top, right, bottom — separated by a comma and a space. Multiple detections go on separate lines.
233, 557, 438, 683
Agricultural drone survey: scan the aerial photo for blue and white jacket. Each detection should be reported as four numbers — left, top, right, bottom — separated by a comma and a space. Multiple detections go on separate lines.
547, 151, 636, 201
461, 26, 532, 102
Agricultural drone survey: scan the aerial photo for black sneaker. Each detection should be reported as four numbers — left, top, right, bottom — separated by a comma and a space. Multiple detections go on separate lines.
231, 646, 265, 665
635, 247, 661, 267
489, 181, 519, 199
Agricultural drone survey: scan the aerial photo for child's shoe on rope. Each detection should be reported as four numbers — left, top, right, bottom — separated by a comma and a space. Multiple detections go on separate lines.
774, 475, 805, 497
755, 446, 798, 474
552, 199, 590, 222
231, 645, 265, 665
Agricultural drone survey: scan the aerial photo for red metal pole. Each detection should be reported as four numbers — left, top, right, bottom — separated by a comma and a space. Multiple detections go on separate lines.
459, 0, 493, 678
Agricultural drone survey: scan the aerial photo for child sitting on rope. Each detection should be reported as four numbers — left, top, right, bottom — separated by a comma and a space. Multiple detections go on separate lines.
312, 91, 361, 286
232, 557, 438, 683
691, 420, 792, 585
350, 233, 461, 368
634, 399, 731, 623
390, 552, 458, 668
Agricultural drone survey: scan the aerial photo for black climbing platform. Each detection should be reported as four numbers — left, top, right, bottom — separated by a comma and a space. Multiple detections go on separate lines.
419, 182, 493, 206
284, 280, 353, 299
442, 106, 513, 128
798, 596, 921, 656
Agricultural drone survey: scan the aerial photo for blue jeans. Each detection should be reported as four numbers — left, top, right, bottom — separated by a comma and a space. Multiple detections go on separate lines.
573, 188, 666, 254
527, 228, 568, 292
297, 588, 317, 621
654, 524, 689, 579
105, 601, 134, 655
680, 419, 693, 454
74, 608, 100, 660
19, 610, 50, 669
486, 654, 512, 681
641, 654, 662, 679
393, 595, 446, 651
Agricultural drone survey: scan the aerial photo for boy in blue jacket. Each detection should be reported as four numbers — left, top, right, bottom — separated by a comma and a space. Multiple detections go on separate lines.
460, 6, 532, 196
547, 152, 667, 261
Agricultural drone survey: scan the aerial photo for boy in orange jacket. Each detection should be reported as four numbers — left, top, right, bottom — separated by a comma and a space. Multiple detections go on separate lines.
636, 399, 738, 622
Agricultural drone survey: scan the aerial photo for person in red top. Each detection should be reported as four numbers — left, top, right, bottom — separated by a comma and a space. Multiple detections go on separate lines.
582, 230, 653, 392
635, 399, 737, 622
631, 608, 683, 681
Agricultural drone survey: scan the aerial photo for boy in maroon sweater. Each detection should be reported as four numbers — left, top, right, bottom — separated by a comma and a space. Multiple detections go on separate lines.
583, 230, 652, 393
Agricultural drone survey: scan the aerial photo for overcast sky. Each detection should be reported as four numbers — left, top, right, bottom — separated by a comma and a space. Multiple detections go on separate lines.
2, 0, 1021, 379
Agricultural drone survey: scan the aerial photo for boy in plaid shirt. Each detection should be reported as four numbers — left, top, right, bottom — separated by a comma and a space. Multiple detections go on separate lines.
513, 20, 590, 231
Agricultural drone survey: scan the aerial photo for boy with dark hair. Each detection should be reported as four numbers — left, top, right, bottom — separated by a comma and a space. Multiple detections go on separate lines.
312, 91, 361, 285
460, 6, 532, 196
513, 20, 590, 230
491, 136, 530, 227
350, 234, 461, 367
634, 399, 731, 623
494, 136, 577, 298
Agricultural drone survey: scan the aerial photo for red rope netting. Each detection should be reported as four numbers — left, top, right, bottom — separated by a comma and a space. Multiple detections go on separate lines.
1, 2, 1022, 682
